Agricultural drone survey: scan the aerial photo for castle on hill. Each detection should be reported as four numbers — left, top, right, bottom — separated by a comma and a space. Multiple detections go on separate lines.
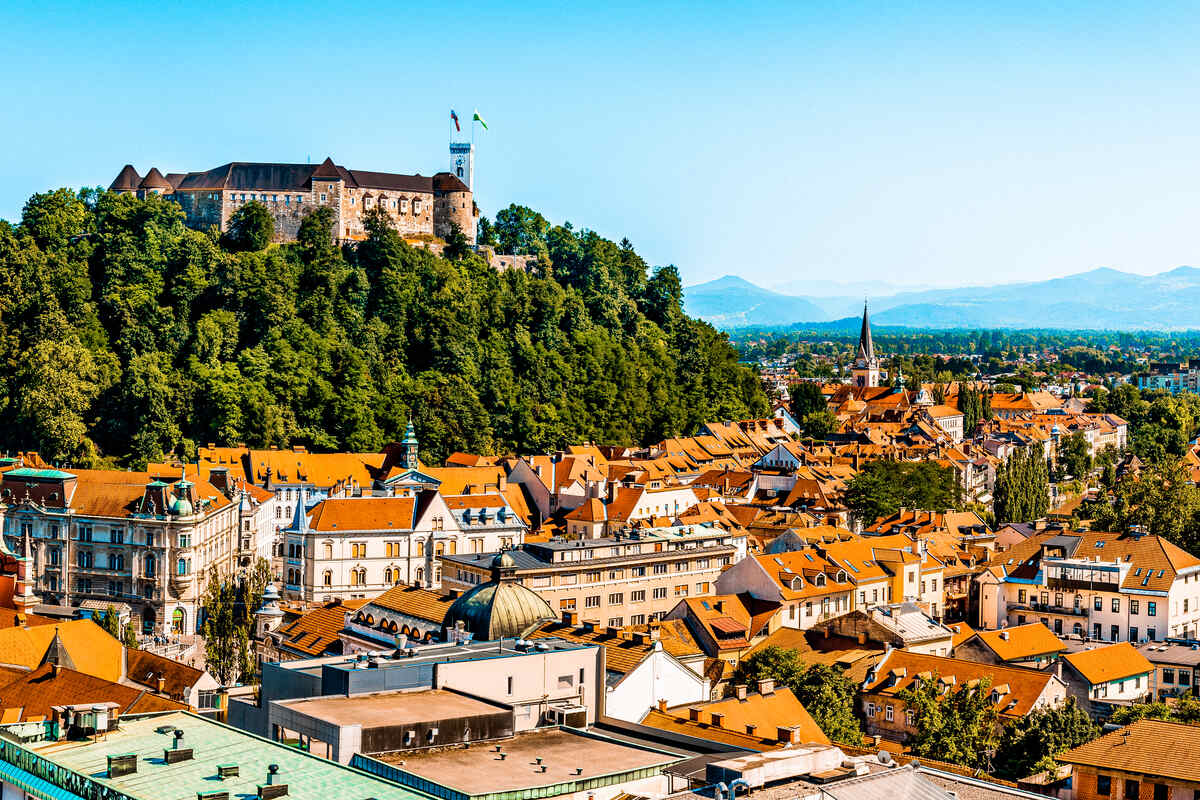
109, 151, 477, 247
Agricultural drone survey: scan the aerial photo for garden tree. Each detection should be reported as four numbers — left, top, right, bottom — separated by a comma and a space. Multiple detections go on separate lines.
790, 381, 826, 421
1084, 462, 1200, 555
222, 201, 274, 252
476, 215, 496, 247
843, 460, 962, 525
992, 698, 1098, 780
1056, 431, 1092, 481
199, 565, 262, 686
442, 222, 472, 261
732, 647, 863, 744
992, 446, 1050, 523
97, 605, 122, 640
898, 673, 999, 770
1109, 696, 1200, 726
956, 384, 992, 435
122, 618, 139, 648
800, 409, 838, 438
0, 190, 767, 466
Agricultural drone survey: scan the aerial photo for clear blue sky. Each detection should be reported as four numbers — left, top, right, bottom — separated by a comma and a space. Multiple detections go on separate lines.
6, 0, 1200, 290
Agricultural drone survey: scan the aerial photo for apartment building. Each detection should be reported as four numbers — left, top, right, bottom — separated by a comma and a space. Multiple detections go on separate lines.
0, 464, 255, 635
976, 530, 1200, 643
439, 524, 745, 626
284, 488, 526, 601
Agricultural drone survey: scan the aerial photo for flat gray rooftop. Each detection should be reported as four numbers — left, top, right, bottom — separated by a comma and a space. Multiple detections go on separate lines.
375, 728, 677, 794
278, 689, 508, 728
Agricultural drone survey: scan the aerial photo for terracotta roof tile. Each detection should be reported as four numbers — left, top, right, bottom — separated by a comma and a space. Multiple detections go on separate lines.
1060, 719, 1200, 782
0, 663, 187, 720
1063, 642, 1154, 685
968, 623, 1066, 661
863, 650, 1058, 718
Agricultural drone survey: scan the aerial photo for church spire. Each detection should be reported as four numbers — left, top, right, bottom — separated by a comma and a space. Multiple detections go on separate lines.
857, 301, 876, 364
851, 301, 881, 389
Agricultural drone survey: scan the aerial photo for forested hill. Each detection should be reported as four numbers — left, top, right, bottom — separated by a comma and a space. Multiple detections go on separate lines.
0, 191, 767, 468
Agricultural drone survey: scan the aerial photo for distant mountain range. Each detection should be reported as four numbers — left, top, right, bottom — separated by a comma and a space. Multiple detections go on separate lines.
684, 267, 1200, 330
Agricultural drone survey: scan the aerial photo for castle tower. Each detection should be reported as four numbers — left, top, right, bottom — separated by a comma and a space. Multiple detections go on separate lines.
449, 142, 475, 191
255, 582, 284, 640
851, 302, 881, 388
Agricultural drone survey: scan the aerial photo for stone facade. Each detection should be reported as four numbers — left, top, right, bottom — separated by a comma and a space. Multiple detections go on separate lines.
109, 157, 476, 247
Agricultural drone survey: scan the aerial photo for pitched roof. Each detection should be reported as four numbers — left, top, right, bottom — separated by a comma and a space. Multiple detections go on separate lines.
276, 598, 369, 656
0, 620, 123, 682
968, 623, 1066, 661
645, 687, 829, 748
109, 164, 141, 191
863, 651, 1058, 718
946, 622, 976, 649
682, 594, 780, 650
138, 167, 172, 190
1063, 642, 1154, 685
742, 626, 883, 677
360, 584, 455, 627
1059, 719, 1200, 782
0, 663, 188, 722
527, 620, 702, 674
125, 649, 204, 699
306, 496, 416, 532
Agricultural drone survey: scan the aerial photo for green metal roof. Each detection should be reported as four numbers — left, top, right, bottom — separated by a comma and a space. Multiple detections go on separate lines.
3, 467, 76, 480
0, 711, 431, 800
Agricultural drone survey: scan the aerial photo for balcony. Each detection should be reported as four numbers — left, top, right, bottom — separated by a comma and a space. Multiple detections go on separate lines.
1019, 600, 1088, 617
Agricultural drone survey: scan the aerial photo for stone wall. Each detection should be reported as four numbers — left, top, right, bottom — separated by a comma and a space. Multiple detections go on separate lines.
434, 190, 476, 244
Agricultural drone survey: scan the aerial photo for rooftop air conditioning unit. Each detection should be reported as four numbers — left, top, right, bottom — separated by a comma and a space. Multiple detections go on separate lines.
546, 704, 588, 728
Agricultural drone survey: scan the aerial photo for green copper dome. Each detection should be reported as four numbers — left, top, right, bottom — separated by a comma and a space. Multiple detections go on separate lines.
443, 552, 555, 641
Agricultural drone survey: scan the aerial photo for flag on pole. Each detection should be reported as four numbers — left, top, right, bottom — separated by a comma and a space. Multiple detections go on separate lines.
473, 109, 488, 130
450, 109, 460, 132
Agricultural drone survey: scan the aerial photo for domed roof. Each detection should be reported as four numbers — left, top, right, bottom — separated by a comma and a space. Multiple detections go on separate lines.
444, 554, 555, 641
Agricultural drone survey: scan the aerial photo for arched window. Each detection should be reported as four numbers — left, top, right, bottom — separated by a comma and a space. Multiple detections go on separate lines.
176, 558, 189, 576
322, 570, 332, 587
384, 567, 394, 583
323, 543, 333, 560
144, 555, 156, 576
412, 199, 422, 215
275, 506, 283, 519
416, 540, 424, 558
415, 567, 424, 584
399, 198, 408, 213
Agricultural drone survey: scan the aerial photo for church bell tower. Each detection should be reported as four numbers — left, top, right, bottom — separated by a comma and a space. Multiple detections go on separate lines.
851, 302, 881, 388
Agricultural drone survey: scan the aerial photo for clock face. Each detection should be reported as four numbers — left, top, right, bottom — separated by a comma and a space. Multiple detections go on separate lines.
456, 157, 464, 166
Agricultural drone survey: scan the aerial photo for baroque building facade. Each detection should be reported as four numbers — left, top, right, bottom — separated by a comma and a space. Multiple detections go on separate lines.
0, 461, 275, 635
109, 155, 476, 246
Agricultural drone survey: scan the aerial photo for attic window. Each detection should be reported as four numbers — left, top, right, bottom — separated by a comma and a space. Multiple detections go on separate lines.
1158, 570, 1165, 578
1134, 568, 1142, 576
1095, 542, 1105, 548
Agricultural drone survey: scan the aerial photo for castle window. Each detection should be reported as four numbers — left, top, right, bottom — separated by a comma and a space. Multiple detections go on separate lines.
296, 195, 302, 204
285, 195, 290, 204
400, 198, 408, 213
413, 199, 422, 214
320, 193, 327, 202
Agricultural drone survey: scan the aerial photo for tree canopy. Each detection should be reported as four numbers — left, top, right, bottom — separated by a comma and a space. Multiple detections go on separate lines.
0, 193, 767, 467
992, 698, 1098, 780
992, 446, 1050, 523
843, 460, 962, 525
898, 672, 999, 770
732, 646, 863, 745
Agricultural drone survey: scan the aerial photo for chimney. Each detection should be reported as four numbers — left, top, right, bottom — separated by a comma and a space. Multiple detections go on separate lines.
746, 724, 758, 736
711, 712, 724, 728
857, 632, 867, 645
562, 610, 578, 626
648, 626, 661, 642
735, 684, 748, 701
688, 707, 701, 722
156, 675, 166, 694
776, 725, 801, 744
657, 699, 668, 712
999, 631, 1009, 640
757, 678, 775, 696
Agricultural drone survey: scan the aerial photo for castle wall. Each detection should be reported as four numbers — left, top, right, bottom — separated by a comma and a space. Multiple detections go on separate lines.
434, 190, 476, 244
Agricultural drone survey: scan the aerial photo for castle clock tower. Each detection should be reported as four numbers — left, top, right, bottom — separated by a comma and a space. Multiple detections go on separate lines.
449, 142, 475, 190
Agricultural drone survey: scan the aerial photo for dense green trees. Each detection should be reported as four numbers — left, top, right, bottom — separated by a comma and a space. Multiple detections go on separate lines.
732, 646, 863, 745
993, 446, 1050, 523
0, 193, 766, 466
1055, 431, 1092, 481
200, 557, 271, 685
956, 384, 991, 434
222, 202, 274, 252
96, 604, 138, 648
1084, 462, 1200, 553
843, 460, 962, 524
898, 674, 999, 770
992, 699, 1098, 780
